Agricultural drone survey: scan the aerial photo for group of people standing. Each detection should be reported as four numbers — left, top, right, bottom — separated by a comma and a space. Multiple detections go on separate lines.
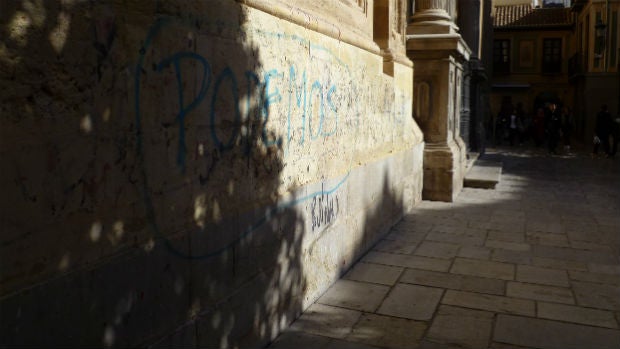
494, 101, 573, 154
494, 102, 619, 158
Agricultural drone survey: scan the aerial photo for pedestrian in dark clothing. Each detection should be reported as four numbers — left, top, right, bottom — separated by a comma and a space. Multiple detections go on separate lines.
495, 110, 509, 145
533, 108, 546, 147
561, 106, 573, 152
509, 109, 519, 146
545, 103, 562, 154
609, 113, 619, 158
593, 104, 612, 157
515, 102, 526, 145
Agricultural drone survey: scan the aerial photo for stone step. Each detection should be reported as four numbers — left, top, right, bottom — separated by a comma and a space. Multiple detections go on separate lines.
463, 158, 502, 189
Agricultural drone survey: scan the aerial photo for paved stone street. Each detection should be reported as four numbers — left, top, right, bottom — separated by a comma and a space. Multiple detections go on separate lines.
268, 147, 620, 349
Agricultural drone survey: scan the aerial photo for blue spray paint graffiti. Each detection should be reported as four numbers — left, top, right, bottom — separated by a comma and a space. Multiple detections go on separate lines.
134, 17, 357, 260
155, 51, 211, 172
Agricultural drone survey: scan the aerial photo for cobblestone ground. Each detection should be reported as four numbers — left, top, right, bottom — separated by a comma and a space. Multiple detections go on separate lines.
268, 146, 620, 349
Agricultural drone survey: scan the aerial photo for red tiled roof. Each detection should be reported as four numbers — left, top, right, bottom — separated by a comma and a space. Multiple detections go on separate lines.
493, 4, 573, 28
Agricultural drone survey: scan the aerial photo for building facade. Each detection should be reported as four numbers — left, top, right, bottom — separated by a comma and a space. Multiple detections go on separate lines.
490, 1, 575, 139
569, 0, 620, 141
0, 1, 423, 346
0, 0, 489, 347
490, 0, 620, 142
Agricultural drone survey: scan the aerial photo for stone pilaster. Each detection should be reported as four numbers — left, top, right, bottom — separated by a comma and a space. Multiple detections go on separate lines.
407, 2, 471, 202
375, 0, 412, 75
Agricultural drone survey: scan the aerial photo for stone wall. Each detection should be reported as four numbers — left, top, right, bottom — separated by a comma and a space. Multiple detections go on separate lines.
0, 0, 423, 347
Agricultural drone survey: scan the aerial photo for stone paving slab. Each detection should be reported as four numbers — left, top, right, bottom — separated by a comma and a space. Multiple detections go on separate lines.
515, 265, 569, 287
486, 240, 531, 252
442, 290, 535, 316
343, 262, 404, 286
506, 282, 574, 304
345, 313, 426, 349
317, 280, 389, 312
288, 304, 361, 339
531, 257, 587, 271
491, 249, 532, 265
489, 343, 538, 349
494, 314, 620, 349
426, 305, 494, 349
377, 283, 443, 320
532, 245, 618, 264
486, 221, 525, 234
400, 269, 505, 295
488, 230, 525, 243
537, 302, 619, 329
450, 258, 515, 280
267, 331, 331, 349
416, 340, 465, 349
426, 231, 486, 246
570, 240, 614, 252
362, 251, 451, 272
431, 225, 486, 238
384, 230, 427, 244
525, 231, 570, 247
572, 281, 620, 311
414, 241, 460, 259
457, 245, 492, 260
589, 263, 620, 275
373, 239, 419, 254
269, 331, 384, 349
568, 270, 620, 286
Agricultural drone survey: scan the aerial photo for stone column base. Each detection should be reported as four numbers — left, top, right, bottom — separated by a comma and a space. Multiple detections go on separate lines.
422, 141, 464, 202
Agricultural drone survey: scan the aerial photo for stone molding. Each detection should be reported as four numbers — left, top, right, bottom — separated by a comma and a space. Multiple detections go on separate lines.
242, 0, 414, 67
242, 0, 378, 53
407, 34, 471, 61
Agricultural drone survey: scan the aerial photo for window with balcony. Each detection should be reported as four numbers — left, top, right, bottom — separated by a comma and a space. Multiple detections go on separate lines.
493, 39, 511, 73
542, 38, 562, 73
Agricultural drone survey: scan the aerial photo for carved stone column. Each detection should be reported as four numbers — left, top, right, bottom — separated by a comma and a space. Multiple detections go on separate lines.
407, 0, 471, 202
408, 0, 458, 34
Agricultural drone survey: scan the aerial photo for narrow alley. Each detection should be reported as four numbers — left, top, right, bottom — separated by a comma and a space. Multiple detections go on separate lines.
269, 147, 620, 349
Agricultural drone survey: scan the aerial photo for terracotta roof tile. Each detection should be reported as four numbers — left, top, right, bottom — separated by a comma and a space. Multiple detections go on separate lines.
493, 4, 572, 28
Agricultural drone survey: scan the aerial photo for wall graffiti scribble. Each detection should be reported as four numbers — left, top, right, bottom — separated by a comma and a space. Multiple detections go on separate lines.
311, 185, 339, 231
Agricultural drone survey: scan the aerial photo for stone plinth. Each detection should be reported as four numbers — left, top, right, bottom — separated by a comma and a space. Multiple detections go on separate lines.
422, 142, 463, 201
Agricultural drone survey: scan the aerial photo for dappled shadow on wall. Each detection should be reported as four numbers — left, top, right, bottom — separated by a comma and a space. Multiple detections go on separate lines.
1, 1, 306, 348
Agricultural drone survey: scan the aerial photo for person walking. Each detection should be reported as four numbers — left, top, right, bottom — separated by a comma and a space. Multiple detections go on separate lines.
545, 103, 562, 154
533, 107, 546, 147
593, 104, 612, 157
611, 113, 619, 158
509, 109, 519, 146
515, 102, 526, 145
561, 106, 573, 153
